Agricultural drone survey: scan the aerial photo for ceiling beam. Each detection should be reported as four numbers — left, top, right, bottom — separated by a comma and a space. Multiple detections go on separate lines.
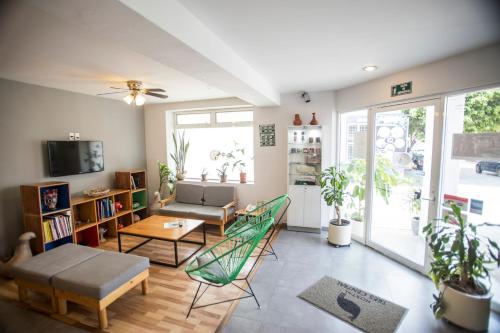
29, 0, 280, 106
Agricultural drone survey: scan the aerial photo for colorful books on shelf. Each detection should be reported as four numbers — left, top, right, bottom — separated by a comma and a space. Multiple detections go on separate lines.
43, 214, 72, 242
96, 197, 116, 220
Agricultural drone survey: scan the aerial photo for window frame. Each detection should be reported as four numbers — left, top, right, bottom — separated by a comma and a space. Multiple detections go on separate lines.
174, 108, 253, 129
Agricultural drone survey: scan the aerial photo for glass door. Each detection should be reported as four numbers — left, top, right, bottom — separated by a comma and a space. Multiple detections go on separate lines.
338, 110, 368, 242
366, 99, 442, 272
441, 87, 500, 310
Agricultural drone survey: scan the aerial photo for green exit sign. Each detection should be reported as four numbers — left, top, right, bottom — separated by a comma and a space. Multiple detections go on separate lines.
391, 81, 412, 97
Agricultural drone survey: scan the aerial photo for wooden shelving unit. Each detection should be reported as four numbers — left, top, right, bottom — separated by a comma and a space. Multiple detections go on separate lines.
20, 182, 73, 254
116, 170, 148, 220
71, 189, 132, 247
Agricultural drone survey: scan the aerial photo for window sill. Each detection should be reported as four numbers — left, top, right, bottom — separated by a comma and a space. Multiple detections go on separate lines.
182, 178, 255, 185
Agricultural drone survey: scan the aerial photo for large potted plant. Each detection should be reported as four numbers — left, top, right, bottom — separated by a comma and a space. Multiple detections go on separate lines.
320, 166, 350, 247
423, 204, 500, 331
170, 131, 189, 180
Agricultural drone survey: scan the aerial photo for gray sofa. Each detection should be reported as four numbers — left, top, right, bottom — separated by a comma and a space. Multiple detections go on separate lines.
159, 182, 237, 236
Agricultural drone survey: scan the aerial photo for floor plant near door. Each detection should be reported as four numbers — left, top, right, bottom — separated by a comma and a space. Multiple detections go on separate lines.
423, 204, 500, 331
320, 166, 351, 247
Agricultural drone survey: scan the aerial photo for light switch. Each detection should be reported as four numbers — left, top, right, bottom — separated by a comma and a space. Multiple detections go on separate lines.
69, 132, 75, 140
75, 132, 80, 140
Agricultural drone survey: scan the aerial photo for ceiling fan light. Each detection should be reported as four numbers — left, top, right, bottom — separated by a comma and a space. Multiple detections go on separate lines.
135, 94, 145, 106
123, 94, 134, 105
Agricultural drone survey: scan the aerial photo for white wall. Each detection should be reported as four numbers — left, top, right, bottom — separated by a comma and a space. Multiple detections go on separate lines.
336, 43, 500, 112
144, 92, 336, 226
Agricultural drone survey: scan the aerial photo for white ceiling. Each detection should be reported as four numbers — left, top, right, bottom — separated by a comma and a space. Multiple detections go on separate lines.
182, 0, 500, 92
0, 0, 230, 104
0, 0, 499, 105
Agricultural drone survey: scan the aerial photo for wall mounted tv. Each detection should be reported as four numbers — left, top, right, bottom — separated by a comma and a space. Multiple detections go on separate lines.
47, 141, 104, 177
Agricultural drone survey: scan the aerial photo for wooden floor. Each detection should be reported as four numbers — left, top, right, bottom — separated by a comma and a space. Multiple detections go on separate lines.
0, 225, 273, 332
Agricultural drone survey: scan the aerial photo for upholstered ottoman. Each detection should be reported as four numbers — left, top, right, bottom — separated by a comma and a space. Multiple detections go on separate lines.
11, 243, 103, 312
52, 251, 150, 329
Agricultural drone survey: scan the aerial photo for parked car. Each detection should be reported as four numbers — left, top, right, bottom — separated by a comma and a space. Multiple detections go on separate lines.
476, 161, 500, 176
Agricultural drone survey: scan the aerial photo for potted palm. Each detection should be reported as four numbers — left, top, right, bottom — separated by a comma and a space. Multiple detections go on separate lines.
170, 131, 189, 180
320, 166, 350, 247
423, 204, 500, 331
157, 161, 174, 197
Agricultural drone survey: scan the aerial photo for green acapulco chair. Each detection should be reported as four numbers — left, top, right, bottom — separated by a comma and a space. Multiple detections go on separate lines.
185, 217, 274, 318
225, 194, 291, 260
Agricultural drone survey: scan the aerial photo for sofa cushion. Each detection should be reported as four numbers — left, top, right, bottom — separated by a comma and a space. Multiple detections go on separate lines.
52, 251, 150, 299
11, 244, 103, 285
158, 202, 197, 217
203, 185, 236, 207
191, 206, 235, 221
175, 183, 204, 205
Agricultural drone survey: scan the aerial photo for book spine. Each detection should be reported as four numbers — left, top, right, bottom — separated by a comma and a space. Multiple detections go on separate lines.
49, 218, 58, 240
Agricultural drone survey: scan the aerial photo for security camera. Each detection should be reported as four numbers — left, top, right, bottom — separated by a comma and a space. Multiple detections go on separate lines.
301, 92, 311, 103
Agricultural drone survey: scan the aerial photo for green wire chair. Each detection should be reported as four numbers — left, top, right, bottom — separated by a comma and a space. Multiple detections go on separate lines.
185, 217, 274, 318
225, 194, 290, 260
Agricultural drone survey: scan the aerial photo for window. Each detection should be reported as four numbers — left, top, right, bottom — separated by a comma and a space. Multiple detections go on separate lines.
173, 108, 254, 182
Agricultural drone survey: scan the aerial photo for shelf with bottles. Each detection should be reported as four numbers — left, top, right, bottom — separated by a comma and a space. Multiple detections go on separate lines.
287, 126, 322, 145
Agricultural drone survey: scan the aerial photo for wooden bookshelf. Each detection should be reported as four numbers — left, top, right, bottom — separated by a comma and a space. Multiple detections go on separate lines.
20, 182, 73, 254
71, 189, 132, 247
115, 170, 148, 220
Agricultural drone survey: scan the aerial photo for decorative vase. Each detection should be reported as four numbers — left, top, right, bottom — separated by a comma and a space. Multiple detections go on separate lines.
440, 284, 492, 331
201, 174, 208, 182
293, 114, 302, 126
220, 175, 227, 183
327, 219, 351, 247
310, 112, 318, 125
240, 172, 247, 184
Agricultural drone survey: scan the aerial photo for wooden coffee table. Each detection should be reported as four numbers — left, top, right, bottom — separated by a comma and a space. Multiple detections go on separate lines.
117, 215, 206, 268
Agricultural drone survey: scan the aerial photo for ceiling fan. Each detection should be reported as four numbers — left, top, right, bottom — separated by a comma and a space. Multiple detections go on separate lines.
97, 80, 168, 106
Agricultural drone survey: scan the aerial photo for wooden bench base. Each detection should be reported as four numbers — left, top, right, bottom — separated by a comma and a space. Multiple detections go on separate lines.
55, 269, 149, 329
15, 278, 58, 313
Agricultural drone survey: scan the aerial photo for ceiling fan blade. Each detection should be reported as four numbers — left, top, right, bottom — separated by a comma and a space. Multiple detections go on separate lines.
110, 86, 128, 90
145, 88, 166, 92
145, 92, 168, 99
96, 91, 129, 96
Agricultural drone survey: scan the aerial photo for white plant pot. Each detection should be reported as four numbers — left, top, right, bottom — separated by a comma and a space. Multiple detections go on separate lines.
441, 284, 492, 331
328, 219, 351, 247
411, 217, 420, 236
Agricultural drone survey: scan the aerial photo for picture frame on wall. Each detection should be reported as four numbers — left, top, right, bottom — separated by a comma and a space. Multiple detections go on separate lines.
259, 124, 276, 147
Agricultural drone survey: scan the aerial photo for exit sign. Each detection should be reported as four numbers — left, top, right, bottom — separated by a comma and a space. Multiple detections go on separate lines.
391, 81, 412, 97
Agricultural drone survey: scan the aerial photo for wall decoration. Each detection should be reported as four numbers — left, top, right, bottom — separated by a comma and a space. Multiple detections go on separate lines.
443, 194, 469, 211
470, 199, 483, 215
259, 124, 276, 147
452, 133, 500, 161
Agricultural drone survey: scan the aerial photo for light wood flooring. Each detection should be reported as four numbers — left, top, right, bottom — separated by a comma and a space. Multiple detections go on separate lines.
0, 225, 273, 332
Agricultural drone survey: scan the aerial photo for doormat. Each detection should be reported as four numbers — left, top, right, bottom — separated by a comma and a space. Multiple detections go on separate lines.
298, 276, 408, 333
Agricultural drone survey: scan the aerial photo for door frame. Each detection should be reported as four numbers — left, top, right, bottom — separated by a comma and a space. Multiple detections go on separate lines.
363, 98, 444, 273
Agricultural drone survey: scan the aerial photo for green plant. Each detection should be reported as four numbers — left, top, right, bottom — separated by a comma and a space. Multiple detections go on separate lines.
410, 189, 421, 217
423, 204, 500, 318
170, 131, 189, 175
320, 166, 349, 225
157, 161, 171, 194
343, 156, 402, 221
216, 162, 229, 178
211, 142, 247, 176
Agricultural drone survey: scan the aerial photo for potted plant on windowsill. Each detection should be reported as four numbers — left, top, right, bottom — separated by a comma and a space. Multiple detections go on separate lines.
217, 162, 229, 183
423, 204, 500, 331
320, 166, 350, 247
201, 168, 208, 182
170, 131, 189, 180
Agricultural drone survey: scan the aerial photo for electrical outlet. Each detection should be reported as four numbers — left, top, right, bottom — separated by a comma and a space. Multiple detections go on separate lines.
75, 132, 80, 141
69, 132, 75, 140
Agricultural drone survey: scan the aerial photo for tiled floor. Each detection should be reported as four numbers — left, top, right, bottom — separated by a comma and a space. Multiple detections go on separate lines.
223, 230, 500, 333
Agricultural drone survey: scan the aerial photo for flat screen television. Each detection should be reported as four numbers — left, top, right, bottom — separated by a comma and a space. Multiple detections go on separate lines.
47, 141, 104, 177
